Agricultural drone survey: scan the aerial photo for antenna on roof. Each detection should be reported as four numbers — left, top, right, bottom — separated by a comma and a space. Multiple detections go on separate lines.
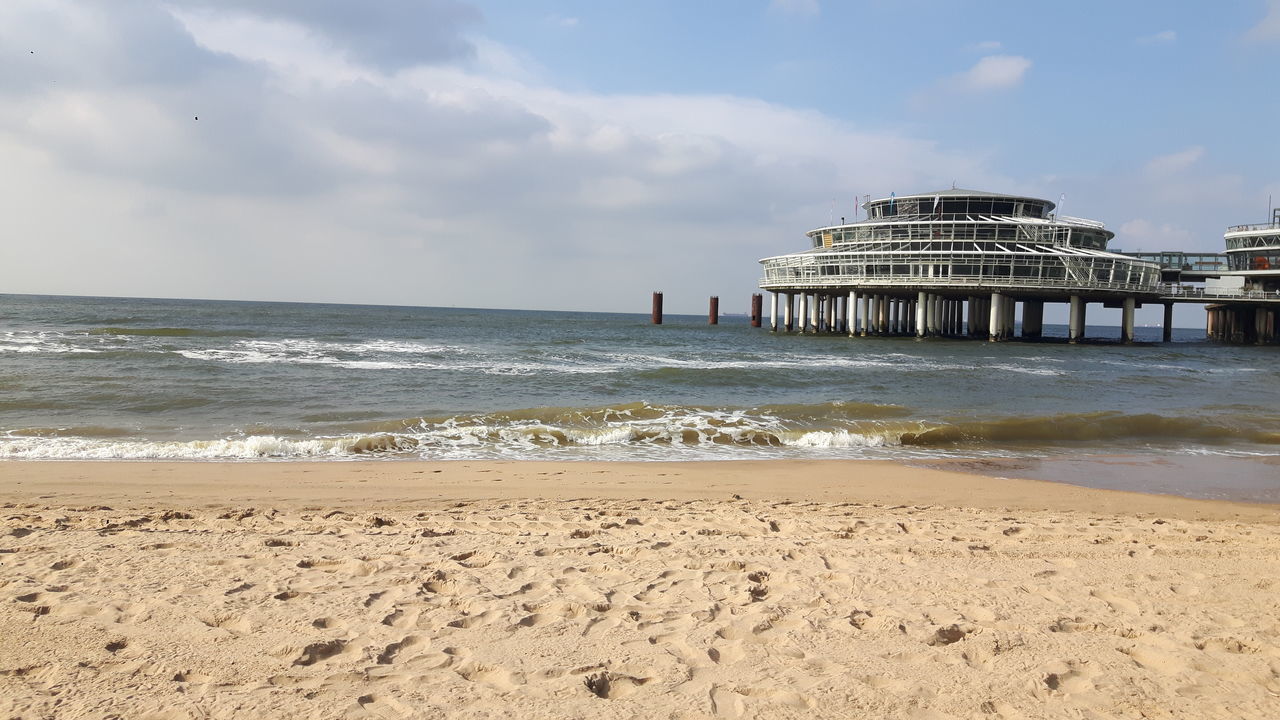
951, 180, 956, 189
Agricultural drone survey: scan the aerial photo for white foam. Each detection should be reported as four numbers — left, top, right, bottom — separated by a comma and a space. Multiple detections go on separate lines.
783, 430, 895, 448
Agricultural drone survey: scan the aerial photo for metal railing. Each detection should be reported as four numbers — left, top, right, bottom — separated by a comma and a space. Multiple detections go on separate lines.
1227, 223, 1280, 233
1052, 215, 1107, 229
760, 253, 1161, 294
1158, 284, 1280, 302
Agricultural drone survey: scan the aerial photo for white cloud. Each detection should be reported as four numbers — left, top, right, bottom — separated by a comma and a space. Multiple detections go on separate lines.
546, 15, 579, 28
1137, 30, 1177, 44
1117, 219, 1193, 250
769, 0, 820, 17
956, 55, 1031, 91
0, 0, 999, 312
1145, 146, 1205, 175
1244, 0, 1280, 43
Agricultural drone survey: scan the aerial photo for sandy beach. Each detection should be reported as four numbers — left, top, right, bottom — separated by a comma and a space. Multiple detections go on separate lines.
2, 460, 1278, 719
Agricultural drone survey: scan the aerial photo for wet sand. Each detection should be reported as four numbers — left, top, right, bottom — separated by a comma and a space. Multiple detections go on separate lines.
1, 460, 1278, 719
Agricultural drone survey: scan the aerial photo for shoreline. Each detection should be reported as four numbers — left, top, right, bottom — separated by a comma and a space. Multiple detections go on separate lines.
1, 457, 1276, 521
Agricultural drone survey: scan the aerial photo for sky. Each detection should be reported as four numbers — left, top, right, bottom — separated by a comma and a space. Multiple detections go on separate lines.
1, 0, 1277, 322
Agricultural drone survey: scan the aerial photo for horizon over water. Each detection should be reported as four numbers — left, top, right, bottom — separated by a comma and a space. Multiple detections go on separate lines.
2, 294, 1278, 501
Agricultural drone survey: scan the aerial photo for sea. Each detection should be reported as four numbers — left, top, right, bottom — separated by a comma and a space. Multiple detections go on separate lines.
2, 294, 1278, 498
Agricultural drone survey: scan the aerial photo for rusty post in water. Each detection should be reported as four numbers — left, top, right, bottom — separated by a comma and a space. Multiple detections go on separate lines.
651, 292, 663, 325
708, 296, 719, 325
750, 293, 763, 327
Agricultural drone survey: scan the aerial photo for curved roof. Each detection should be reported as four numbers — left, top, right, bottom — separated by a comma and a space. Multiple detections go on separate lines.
865, 188, 1056, 212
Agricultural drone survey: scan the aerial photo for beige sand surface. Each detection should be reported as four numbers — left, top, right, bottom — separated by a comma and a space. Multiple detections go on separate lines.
1, 460, 1278, 719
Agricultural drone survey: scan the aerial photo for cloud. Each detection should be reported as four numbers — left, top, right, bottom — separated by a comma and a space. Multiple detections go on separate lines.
546, 15, 579, 28
170, 0, 482, 70
955, 55, 1031, 91
0, 0, 1003, 312
1137, 30, 1177, 44
1117, 219, 1193, 250
1244, 0, 1280, 43
769, 0, 820, 17
970, 40, 1002, 51
1145, 146, 1205, 175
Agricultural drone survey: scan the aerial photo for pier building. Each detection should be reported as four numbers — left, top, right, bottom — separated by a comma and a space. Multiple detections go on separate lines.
758, 190, 1280, 343
1203, 209, 1280, 342
758, 189, 1163, 342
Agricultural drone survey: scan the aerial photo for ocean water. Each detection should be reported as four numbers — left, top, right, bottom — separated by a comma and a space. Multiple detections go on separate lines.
1, 293, 1278, 464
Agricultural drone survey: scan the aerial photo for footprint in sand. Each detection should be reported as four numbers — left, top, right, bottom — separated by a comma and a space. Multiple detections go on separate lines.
1043, 661, 1097, 694
451, 550, 495, 568
453, 660, 521, 691
198, 612, 252, 634
292, 639, 350, 667
1090, 589, 1140, 614
707, 641, 745, 665
376, 635, 426, 665
352, 693, 413, 719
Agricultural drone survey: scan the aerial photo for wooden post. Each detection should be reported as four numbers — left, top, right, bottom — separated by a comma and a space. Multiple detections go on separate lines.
651, 292, 663, 325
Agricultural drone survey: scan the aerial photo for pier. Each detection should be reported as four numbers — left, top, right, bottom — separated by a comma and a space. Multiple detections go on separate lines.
758, 190, 1280, 344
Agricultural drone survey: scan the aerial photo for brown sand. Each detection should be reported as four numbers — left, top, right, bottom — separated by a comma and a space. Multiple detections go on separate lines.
1, 460, 1278, 719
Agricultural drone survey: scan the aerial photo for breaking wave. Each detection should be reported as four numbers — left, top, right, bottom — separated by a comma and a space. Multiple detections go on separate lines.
2, 404, 1276, 461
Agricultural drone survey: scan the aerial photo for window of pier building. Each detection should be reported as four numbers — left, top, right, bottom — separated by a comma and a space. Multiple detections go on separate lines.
867, 197, 1049, 220
1228, 252, 1280, 271
1225, 234, 1280, 251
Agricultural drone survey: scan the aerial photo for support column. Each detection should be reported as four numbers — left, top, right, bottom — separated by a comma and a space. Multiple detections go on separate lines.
824, 295, 835, 333
1121, 297, 1136, 344
797, 294, 808, 333
859, 294, 870, 336
837, 294, 846, 334
809, 293, 820, 334
1161, 302, 1172, 343
709, 296, 719, 325
916, 292, 927, 338
988, 293, 1003, 342
876, 295, 888, 334
1068, 296, 1084, 344
769, 292, 778, 332
848, 292, 858, 337
1005, 298, 1017, 340
783, 293, 794, 332
1022, 300, 1043, 339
